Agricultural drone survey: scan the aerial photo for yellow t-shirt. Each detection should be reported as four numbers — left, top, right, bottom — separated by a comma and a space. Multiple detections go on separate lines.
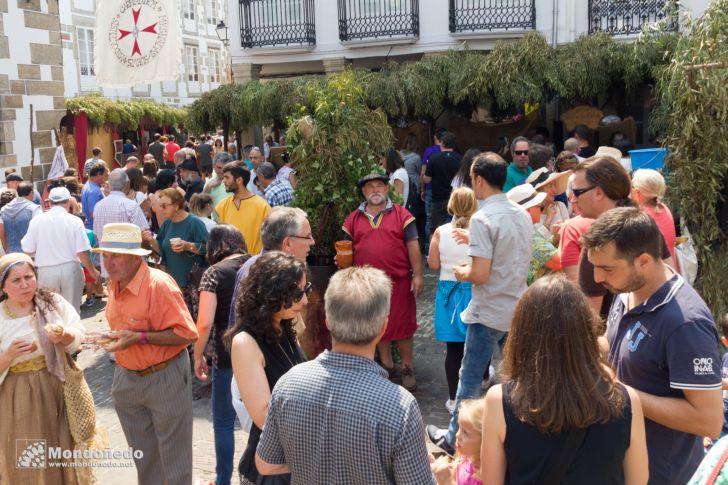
215, 195, 271, 255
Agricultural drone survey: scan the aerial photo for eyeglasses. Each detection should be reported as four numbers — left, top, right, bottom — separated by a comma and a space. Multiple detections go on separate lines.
514, 150, 529, 156
159, 203, 173, 209
572, 186, 596, 198
293, 282, 313, 302
289, 234, 314, 241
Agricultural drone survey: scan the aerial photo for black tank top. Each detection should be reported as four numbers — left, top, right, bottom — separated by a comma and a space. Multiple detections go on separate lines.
239, 331, 305, 483
503, 382, 632, 485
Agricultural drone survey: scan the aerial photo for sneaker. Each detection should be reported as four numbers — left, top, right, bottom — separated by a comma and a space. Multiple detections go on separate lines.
481, 364, 497, 390
401, 366, 417, 392
426, 425, 455, 456
445, 399, 456, 415
83, 297, 95, 308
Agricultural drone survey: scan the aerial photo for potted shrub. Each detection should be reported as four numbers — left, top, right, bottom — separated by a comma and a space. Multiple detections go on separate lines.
286, 70, 393, 356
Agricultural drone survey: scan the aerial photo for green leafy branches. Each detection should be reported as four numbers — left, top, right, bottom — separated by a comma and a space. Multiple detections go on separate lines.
65, 93, 187, 129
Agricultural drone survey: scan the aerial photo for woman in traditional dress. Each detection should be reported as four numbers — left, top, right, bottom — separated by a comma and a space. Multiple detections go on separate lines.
0, 253, 86, 484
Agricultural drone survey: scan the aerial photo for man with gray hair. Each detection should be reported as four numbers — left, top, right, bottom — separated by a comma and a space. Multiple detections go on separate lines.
255, 266, 435, 484
257, 161, 293, 207
92, 168, 150, 278
503, 136, 532, 192
247, 146, 265, 197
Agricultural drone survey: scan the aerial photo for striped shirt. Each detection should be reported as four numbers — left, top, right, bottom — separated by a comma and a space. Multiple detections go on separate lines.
257, 350, 435, 485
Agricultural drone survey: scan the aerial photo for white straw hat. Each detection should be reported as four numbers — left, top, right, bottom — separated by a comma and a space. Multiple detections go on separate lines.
92, 223, 151, 256
507, 184, 547, 210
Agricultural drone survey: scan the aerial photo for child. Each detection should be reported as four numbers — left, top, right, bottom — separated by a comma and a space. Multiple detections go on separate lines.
431, 398, 484, 485
82, 227, 100, 307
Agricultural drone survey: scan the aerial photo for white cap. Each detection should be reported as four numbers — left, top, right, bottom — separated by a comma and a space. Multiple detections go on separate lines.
48, 186, 71, 202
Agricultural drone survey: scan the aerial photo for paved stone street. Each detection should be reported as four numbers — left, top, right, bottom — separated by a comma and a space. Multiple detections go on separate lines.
79, 265, 451, 483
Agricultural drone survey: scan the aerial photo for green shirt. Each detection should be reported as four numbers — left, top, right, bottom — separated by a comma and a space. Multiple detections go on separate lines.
156, 214, 208, 288
503, 163, 533, 192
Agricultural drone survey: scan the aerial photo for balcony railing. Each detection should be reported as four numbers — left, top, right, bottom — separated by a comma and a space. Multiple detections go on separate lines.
449, 0, 536, 33
337, 0, 419, 42
589, 0, 678, 35
239, 0, 316, 48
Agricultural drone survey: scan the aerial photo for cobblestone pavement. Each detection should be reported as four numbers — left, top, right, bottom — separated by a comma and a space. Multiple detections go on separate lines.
79, 265, 451, 483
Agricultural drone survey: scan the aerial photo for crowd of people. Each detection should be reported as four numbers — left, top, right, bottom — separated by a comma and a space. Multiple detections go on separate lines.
0, 125, 724, 485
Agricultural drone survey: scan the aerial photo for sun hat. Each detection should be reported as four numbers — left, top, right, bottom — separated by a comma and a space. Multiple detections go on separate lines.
92, 223, 151, 256
526, 167, 571, 195
507, 184, 547, 211
594, 146, 623, 161
357, 173, 389, 189
5, 173, 23, 182
48, 186, 71, 202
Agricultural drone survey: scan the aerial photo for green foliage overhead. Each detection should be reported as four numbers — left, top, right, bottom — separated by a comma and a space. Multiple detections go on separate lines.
287, 71, 393, 257
653, 0, 728, 318
65, 93, 187, 128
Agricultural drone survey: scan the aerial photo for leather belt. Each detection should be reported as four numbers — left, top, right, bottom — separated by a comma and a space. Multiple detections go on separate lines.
125, 352, 181, 377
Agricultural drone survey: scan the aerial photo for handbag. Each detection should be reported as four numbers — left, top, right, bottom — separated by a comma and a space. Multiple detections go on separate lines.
539, 427, 588, 485
63, 352, 97, 444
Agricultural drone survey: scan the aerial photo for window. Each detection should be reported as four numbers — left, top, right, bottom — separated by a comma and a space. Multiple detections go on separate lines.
184, 0, 195, 20
209, 50, 221, 83
207, 0, 219, 25
186, 46, 199, 82
78, 27, 95, 77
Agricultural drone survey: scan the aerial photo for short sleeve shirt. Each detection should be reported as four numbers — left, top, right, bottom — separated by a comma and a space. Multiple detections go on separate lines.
606, 273, 721, 484
460, 194, 533, 331
559, 216, 593, 267
425, 151, 461, 201
215, 195, 271, 255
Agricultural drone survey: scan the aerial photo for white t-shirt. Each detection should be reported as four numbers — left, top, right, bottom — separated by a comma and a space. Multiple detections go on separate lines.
195, 215, 217, 233
390, 167, 409, 205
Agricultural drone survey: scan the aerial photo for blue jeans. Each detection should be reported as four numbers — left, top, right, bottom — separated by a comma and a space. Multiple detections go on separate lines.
446, 323, 507, 445
212, 367, 236, 485
424, 188, 432, 252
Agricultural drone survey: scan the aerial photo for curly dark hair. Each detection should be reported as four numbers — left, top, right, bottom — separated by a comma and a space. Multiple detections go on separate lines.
206, 224, 248, 265
224, 251, 306, 348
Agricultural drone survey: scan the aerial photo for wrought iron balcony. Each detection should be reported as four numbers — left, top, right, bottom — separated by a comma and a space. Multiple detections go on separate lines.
449, 0, 536, 33
337, 0, 419, 42
239, 0, 316, 48
589, 0, 678, 35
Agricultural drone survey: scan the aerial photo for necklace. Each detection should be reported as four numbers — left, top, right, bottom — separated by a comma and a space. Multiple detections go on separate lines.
277, 338, 299, 368
3, 300, 31, 319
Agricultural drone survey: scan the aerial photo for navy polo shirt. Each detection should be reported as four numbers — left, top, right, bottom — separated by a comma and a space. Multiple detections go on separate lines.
607, 273, 721, 485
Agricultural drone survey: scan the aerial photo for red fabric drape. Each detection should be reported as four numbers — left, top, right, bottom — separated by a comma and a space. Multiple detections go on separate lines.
75, 112, 88, 181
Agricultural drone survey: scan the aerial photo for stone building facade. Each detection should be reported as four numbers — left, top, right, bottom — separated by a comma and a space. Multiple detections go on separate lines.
0, 0, 66, 182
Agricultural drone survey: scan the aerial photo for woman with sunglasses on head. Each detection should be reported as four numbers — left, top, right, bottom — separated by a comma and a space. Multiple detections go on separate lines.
224, 251, 310, 485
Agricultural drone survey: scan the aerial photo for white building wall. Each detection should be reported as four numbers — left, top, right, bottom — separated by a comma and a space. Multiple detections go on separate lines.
228, 0, 713, 75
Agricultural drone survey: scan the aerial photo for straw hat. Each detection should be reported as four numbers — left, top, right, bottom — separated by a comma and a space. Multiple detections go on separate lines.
526, 167, 571, 195
594, 146, 623, 161
507, 184, 547, 210
92, 223, 151, 256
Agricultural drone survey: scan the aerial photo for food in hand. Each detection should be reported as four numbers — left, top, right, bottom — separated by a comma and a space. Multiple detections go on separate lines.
95, 334, 117, 346
44, 324, 64, 336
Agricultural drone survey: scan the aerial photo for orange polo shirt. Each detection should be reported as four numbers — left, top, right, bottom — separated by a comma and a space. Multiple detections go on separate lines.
106, 263, 198, 370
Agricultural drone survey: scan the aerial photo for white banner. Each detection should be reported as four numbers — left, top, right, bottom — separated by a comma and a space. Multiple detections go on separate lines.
94, 0, 181, 88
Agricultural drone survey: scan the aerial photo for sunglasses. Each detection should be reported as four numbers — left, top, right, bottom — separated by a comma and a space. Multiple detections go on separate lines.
293, 282, 313, 302
514, 150, 529, 156
572, 186, 596, 198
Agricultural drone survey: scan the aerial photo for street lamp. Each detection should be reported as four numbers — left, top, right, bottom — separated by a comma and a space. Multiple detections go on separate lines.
215, 20, 229, 47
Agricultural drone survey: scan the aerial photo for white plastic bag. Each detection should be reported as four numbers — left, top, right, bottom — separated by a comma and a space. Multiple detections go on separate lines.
675, 233, 698, 286
231, 379, 253, 432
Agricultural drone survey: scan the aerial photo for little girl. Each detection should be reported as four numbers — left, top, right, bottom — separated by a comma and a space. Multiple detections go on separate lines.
431, 398, 484, 484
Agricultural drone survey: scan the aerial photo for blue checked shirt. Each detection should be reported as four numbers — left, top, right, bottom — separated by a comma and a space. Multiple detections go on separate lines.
257, 350, 435, 484
263, 179, 294, 207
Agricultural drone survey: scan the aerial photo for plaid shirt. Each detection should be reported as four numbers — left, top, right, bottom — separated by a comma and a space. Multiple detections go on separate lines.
257, 350, 435, 485
263, 179, 293, 207
92, 191, 150, 276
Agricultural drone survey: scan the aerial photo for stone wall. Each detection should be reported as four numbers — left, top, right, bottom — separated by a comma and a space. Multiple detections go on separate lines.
0, 0, 65, 183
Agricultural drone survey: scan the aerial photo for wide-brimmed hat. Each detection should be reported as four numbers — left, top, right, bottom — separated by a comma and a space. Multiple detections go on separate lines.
178, 158, 200, 173
5, 173, 23, 182
92, 223, 151, 256
48, 187, 71, 202
507, 184, 547, 210
594, 146, 623, 161
357, 173, 389, 189
526, 167, 570, 195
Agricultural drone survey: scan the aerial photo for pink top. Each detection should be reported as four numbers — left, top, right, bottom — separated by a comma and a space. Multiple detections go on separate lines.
455, 457, 483, 485
559, 215, 594, 267
643, 204, 677, 262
